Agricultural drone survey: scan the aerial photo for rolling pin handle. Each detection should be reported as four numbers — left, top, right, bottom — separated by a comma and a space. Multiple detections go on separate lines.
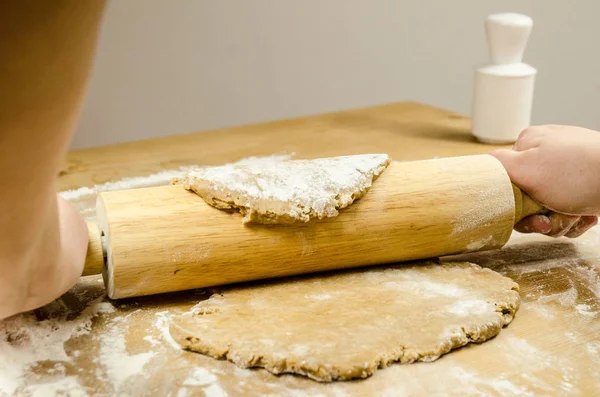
512, 185, 549, 224
82, 222, 106, 276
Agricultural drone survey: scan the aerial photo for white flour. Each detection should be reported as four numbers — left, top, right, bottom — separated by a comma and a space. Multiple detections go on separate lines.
59, 154, 296, 222
222, 153, 294, 166
0, 298, 114, 395
449, 366, 535, 396
24, 376, 88, 397
183, 154, 391, 224
153, 310, 183, 350
59, 154, 295, 203
448, 335, 577, 396
466, 236, 494, 251
178, 367, 228, 397
446, 300, 491, 316
59, 168, 195, 202
97, 316, 156, 393
539, 284, 578, 307
182, 368, 217, 386
571, 265, 600, 298
381, 278, 466, 298
452, 183, 514, 236
575, 304, 597, 317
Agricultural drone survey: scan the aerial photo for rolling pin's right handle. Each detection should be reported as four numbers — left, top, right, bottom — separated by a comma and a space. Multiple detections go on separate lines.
512, 184, 549, 224
82, 222, 105, 276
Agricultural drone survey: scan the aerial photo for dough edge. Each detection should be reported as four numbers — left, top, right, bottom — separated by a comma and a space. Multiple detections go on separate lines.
169, 262, 520, 382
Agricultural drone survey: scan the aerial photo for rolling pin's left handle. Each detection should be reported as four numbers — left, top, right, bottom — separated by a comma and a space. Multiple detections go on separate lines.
82, 222, 105, 276
512, 185, 549, 224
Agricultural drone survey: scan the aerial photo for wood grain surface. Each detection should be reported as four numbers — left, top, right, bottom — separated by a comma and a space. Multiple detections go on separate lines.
5, 102, 599, 396
59, 102, 504, 190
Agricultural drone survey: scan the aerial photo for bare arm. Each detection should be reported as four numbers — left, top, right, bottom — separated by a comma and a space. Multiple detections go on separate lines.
0, 1, 106, 319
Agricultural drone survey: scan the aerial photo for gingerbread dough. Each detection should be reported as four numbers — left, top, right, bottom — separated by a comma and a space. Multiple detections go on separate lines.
182, 154, 391, 224
170, 262, 520, 382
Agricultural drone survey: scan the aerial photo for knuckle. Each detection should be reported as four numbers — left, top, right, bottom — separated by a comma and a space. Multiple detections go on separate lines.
514, 127, 545, 151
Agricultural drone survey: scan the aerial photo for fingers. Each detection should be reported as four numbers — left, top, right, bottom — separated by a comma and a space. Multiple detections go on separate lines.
515, 213, 598, 238
490, 128, 545, 201
564, 216, 598, 238
513, 127, 544, 152
489, 126, 544, 182
489, 148, 532, 190
514, 214, 552, 234
546, 213, 580, 237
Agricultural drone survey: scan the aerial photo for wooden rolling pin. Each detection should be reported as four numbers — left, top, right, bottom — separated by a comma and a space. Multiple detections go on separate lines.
82, 154, 546, 299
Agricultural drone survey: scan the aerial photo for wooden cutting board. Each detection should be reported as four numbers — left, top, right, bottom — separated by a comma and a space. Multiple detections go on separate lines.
4, 102, 599, 396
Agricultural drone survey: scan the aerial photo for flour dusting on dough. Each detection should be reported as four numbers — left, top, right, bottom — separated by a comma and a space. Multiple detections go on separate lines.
446, 300, 491, 316
381, 277, 466, 298
0, 298, 114, 395
169, 262, 519, 382
183, 154, 391, 224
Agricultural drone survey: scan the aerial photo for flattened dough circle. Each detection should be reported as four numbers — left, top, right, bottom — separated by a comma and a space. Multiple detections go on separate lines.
170, 262, 520, 382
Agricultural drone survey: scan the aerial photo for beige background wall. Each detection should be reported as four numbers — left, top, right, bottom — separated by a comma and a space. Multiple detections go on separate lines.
72, 1, 600, 149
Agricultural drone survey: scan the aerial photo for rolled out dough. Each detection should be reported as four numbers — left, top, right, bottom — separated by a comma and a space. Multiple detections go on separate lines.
170, 262, 520, 382
182, 154, 391, 224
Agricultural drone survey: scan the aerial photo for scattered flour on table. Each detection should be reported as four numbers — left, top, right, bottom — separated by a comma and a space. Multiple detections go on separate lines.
588, 341, 600, 357
177, 367, 228, 397
526, 302, 557, 320
59, 168, 193, 201
24, 376, 89, 397
59, 154, 294, 202
59, 153, 295, 221
449, 366, 535, 397
154, 311, 183, 350
97, 315, 155, 392
222, 153, 294, 166
182, 368, 217, 386
571, 265, 600, 298
0, 298, 114, 395
143, 335, 160, 346
539, 284, 578, 307
448, 335, 577, 396
575, 304, 597, 317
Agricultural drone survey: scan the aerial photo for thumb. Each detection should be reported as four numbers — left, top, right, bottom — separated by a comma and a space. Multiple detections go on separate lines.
489, 148, 530, 189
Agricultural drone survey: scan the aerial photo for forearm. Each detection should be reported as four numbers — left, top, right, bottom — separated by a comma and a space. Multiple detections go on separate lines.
0, 1, 106, 318
24, 198, 88, 314
0, 197, 88, 319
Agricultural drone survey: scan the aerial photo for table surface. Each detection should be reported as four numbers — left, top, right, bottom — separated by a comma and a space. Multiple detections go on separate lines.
3, 102, 599, 396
